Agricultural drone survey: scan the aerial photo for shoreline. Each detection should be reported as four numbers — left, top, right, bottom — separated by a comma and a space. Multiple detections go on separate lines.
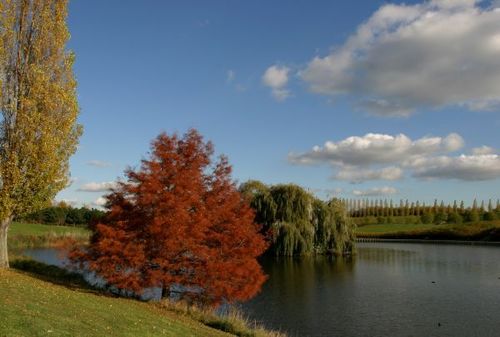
356, 237, 500, 246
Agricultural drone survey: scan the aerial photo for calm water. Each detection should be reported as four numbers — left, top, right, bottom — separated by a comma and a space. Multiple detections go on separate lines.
23, 243, 500, 337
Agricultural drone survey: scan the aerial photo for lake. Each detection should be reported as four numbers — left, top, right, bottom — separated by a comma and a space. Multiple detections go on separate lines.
22, 242, 500, 337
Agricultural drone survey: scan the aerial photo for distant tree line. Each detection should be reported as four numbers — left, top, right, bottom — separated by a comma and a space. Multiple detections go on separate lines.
344, 198, 500, 226
17, 202, 105, 227
240, 181, 355, 256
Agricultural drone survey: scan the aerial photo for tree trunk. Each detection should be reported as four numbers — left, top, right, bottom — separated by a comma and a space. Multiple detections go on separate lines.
161, 285, 170, 300
0, 217, 12, 269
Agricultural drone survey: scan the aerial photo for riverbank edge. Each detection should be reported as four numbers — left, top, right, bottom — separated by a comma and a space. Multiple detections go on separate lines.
6, 223, 286, 337
356, 237, 500, 246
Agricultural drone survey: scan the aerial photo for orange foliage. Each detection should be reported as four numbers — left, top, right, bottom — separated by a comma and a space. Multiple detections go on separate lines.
70, 129, 267, 305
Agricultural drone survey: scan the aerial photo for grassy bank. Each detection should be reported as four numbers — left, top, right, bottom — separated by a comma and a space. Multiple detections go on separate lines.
356, 221, 500, 241
8, 222, 90, 249
1, 260, 284, 337
3, 223, 284, 337
0, 260, 285, 337
0, 268, 234, 337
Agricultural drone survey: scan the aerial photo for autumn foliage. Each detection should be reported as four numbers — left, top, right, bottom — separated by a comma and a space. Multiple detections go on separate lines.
70, 129, 267, 305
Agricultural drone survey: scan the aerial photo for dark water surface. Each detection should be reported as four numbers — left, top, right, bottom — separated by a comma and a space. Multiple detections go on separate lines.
23, 243, 500, 337
241, 243, 500, 337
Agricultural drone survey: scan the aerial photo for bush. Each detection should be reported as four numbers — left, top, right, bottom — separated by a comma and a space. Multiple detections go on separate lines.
483, 211, 497, 221
447, 212, 463, 224
356, 216, 378, 226
421, 212, 434, 224
66, 208, 86, 225
464, 210, 480, 223
434, 212, 448, 224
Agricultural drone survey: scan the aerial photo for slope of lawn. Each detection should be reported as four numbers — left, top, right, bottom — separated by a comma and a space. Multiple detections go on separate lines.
3, 223, 283, 337
0, 268, 232, 337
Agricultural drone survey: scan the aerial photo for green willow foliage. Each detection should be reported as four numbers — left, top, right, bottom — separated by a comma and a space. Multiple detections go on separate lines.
240, 181, 355, 256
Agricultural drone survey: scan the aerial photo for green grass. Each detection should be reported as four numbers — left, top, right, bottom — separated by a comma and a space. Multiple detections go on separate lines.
8, 222, 90, 250
356, 223, 448, 234
356, 221, 500, 241
161, 301, 285, 337
0, 268, 234, 337
9, 222, 89, 236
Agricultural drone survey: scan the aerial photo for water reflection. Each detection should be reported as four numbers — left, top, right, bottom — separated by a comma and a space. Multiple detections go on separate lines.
242, 243, 500, 337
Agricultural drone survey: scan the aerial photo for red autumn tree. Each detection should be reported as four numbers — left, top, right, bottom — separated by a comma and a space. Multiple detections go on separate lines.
70, 129, 267, 305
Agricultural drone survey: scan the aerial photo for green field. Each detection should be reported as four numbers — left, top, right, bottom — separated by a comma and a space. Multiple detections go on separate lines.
7, 222, 90, 250
9, 222, 90, 236
356, 223, 448, 235
356, 221, 500, 241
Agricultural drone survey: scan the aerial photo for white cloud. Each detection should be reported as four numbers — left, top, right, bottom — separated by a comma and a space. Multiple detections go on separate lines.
301, 1, 500, 116
92, 196, 107, 207
289, 132, 500, 181
472, 145, 496, 155
226, 70, 235, 83
262, 65, 291, 101
352, 186, 398, 197
409, 154, 500, 180
289, 133, 463, 167
78, 181, 117, 192
87, 160, 111, 168
334, 166, 404, 183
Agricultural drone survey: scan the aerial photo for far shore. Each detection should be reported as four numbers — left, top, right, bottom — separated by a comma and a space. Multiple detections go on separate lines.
355, 221, 500, 244
356, 237, 500, 246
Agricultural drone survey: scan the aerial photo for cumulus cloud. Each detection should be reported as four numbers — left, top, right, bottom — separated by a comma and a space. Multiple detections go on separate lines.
472, 145, 496, 155
352, 186, 398, 197
289, 133, 463, 167
78, 181, 117, 192
334, 166, 403, 183
409, 154, 500, 180
289, 132, 500, 182
301, 0, 500, 116
92, 196, 107, 207
262, 65, 291, 101
87, 160, 111, 168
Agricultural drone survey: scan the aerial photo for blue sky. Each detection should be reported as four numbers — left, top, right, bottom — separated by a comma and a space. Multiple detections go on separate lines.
58, 0, 500, 207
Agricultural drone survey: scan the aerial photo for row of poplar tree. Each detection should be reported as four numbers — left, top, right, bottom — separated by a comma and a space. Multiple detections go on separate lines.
343, 198, 500, 225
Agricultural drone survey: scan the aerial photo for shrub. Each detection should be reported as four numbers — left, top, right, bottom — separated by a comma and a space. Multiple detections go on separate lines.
434, 212, 448, 224
420, 212, 434, 224
464, 210, 480, 223
447, 212, 463, 224
483, 212, 497, 221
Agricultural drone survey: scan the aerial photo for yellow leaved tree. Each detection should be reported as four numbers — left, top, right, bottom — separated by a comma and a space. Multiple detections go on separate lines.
0, 0, 81, 268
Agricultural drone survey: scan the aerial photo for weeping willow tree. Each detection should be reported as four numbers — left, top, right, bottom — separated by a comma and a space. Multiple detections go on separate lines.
240, 181, 355, 256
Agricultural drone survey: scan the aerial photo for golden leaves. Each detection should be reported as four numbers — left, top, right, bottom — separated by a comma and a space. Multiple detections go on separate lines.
0, 0, 81, 218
